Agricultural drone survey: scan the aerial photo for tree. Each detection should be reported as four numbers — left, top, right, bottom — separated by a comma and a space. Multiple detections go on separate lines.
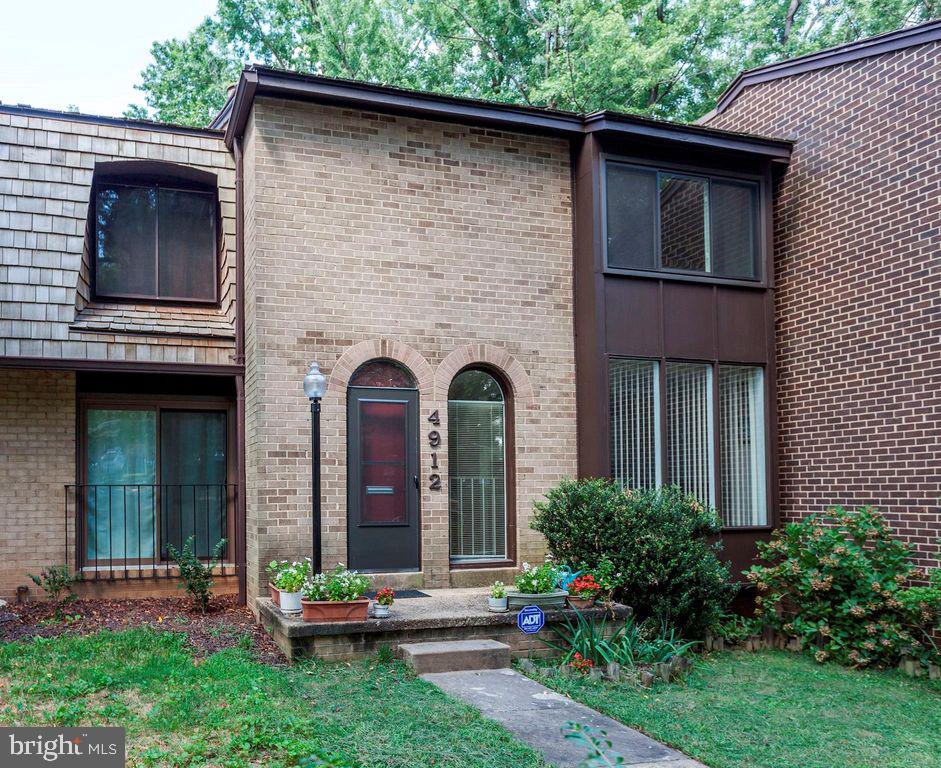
127, 0, 938, 126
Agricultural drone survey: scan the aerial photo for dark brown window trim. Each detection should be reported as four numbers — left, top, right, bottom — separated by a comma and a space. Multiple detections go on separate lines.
447, 363, 517, 569
606, 354, 774, 532
601, 154, 769, 286
91, 171, 223, 308
76, 392, 237, 571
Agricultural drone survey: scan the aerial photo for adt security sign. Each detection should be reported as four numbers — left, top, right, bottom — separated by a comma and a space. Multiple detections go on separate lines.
517, 605, 545, 635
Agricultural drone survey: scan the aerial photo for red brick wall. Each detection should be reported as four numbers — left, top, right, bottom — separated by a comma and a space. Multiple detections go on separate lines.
707, 43, 941, 569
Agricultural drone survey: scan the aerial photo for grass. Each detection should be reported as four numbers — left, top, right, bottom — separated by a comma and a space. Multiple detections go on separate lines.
526, 650, 941, 768
0, 629, 549, 768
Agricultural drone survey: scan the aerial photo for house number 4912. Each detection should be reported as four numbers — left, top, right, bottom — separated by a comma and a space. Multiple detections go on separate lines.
427, 410, 442, 490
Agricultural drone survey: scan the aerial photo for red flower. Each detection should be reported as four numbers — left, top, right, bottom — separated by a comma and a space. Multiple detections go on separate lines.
571, 574, 601, 598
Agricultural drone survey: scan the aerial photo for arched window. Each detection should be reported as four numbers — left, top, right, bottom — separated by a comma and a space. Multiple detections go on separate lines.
448, 369, 508, 563
349, 359, 416, 388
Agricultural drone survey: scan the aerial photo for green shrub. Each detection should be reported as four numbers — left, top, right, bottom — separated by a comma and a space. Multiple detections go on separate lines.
166, 536, 227, 613
28, 565, 80, 619
748, 507, 941, 668
532, 478, 736, 635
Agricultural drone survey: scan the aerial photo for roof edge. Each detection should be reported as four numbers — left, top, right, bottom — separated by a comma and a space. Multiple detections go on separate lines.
220, 66, 791, 161
0, 103, 224, 138
713, 17, 941, 116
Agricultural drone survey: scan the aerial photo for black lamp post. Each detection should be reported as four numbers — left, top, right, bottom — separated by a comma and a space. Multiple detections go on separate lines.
303, 362, 328, 574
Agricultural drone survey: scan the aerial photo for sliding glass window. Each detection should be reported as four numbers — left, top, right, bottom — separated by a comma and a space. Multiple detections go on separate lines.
608, 358, 767, 528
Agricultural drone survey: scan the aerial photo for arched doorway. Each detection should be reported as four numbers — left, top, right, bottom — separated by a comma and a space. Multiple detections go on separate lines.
347, 359, 420, 571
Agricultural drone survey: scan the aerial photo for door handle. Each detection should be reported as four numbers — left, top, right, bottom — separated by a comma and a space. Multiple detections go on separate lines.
413, 475, 419, 489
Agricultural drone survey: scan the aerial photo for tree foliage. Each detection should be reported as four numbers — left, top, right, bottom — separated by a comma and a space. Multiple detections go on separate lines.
127, 0, 939, 126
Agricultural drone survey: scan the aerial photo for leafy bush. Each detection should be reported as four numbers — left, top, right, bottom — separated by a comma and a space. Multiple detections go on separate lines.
28, 565, 80, 619
542, 610, 696, 668
302, 565, 371, 602
532, 478, 736, 635
748, 507, 941, 668
166, 536, 227, 613
514, 561, 564, 594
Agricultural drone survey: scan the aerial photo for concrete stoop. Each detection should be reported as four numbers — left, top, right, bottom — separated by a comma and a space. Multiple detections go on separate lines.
399, 639, 511, 674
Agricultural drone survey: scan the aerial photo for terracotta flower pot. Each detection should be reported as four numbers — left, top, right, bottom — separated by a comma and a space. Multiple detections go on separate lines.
269, 583, 280, 606
301, 598, 370, 622
567, 595, 596, 610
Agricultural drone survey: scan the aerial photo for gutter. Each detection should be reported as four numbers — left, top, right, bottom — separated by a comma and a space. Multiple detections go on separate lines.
233, 136, 248, 605
216, 66, 792, 162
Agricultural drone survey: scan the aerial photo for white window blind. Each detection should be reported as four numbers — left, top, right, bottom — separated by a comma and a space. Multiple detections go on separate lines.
609, 359, 661, 489
719, 366, 767, 526
666, 362, 714, 505
448, 399, 506, 561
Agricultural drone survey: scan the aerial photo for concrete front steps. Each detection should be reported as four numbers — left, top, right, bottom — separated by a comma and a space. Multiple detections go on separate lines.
400, 639, 511, 674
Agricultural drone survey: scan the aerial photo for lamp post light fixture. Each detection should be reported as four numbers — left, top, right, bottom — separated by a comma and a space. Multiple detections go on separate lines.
303, 362, 328, 574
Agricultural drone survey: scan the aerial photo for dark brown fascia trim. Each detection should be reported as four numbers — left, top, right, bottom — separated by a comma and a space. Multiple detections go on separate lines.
583, 112, 792, 161
219, 66, 792, 161
0, 104, 224, 139
0, 356, 243, 377
714, 17, 941, 115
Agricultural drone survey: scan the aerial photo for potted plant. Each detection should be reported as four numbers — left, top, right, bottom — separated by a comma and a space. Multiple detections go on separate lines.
271, 559, 310, 615
506, 561, 568, 610
488, 581, 508, 612
373, 587, 395, 618
567, 573, 600, 609
301, 565, 372, 622
266, 560, 285, 606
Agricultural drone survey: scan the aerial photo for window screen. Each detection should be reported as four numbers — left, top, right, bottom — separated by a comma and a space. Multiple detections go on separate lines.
609, 358, 661, 489
605, 165, 657, 269
604, 161, 760, 280
712, 181, 758, 278
448, 371, 506, 561
719, 366, 766, 526
95, 183, 216, 301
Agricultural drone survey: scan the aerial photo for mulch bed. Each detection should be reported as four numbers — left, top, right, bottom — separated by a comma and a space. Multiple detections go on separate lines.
0, 595, 285, 665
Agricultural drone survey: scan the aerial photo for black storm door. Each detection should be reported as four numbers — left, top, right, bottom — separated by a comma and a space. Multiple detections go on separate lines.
347, 387, 420, 571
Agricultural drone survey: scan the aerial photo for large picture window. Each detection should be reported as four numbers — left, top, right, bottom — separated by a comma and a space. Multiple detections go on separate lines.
95, 183, 217, 302
608, 358, 767, 527
605, 161, 760, 280
448, 369, 507, 562
82, 403, 230, 565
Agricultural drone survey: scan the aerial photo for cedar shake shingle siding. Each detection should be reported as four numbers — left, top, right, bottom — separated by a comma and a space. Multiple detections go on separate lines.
0, 109, 237, 364
706, 41, 941, 569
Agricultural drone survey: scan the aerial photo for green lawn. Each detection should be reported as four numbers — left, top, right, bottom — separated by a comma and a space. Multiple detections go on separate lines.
0, 629, 549, 768
526, 650, 941, 768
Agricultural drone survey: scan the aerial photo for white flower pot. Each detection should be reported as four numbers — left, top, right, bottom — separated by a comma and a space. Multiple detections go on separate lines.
373, 603, 391, 618
279, 589, 303, 614
488, 596, 508, 613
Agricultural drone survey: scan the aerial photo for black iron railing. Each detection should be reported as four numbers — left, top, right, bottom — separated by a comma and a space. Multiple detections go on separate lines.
65, 484, 238, 580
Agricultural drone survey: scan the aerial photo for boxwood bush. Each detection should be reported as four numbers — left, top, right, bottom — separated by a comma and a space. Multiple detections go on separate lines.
532, 478, 736, 636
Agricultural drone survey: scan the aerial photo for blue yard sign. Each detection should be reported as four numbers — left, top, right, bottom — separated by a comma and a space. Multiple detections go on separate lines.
517, 605, 545, 635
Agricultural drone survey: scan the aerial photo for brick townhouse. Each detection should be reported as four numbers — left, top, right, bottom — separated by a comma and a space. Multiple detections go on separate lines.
0, 19, 937, 605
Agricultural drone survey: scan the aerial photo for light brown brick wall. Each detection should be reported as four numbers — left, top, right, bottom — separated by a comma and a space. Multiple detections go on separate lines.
243, 98, 577, 596
0, 368, 76, 600
707, 43, 941, 569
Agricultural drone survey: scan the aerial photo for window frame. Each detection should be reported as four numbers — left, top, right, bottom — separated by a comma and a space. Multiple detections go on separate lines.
447, 365, 517, 570
92, 180, 220, 306
76, 393, 236, 570
601, 154, 767, 287
606, 354, 772, 531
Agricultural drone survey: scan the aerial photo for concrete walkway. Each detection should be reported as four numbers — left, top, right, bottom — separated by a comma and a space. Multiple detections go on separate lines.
422, 668, 706, 768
